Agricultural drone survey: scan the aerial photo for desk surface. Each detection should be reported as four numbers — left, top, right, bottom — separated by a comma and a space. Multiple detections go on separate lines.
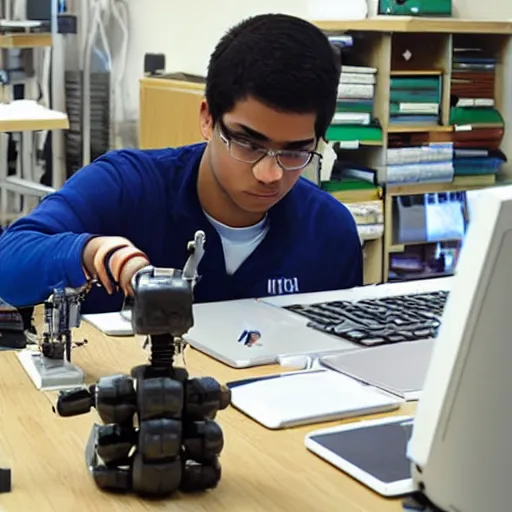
0, 103, 69, 133
0, 321, 414, 511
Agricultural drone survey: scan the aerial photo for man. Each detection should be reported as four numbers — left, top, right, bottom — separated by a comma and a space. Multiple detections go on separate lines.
0, 13, 362, 314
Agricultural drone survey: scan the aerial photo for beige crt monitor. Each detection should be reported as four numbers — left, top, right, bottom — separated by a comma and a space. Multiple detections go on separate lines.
407, 185, 512, 511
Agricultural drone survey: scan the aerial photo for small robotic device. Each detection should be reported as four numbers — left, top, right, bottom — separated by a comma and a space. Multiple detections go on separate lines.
16, 284, 90, 390
53, 231, 231, 497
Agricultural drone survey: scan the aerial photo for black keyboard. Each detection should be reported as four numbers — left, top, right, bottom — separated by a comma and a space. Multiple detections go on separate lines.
284, 290, 449, 347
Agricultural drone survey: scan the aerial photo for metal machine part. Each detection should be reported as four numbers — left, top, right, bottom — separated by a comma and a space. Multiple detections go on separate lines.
17, 285, 90, 390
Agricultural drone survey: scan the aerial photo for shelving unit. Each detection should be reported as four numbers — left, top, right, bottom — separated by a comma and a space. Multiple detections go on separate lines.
314, 17, 512, 282
0, 29, 69, 224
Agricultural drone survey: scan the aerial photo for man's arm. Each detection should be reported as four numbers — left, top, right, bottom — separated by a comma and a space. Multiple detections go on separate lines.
0, 151, 148, 307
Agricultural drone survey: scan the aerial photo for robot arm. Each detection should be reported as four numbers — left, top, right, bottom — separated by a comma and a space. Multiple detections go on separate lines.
40, 285, 91, 361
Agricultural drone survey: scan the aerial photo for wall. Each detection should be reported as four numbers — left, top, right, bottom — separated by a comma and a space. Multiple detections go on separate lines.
123, 0, 307, 122
122, 0, 512, 127
453, 0, 512, 19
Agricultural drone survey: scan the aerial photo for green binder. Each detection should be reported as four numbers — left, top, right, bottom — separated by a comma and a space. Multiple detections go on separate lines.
379, 0, 452, 16
326, 125, 383, 144
449, 107, 504, 126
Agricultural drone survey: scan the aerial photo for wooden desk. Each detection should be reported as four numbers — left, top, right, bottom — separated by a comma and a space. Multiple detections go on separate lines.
0, 321, 415, 511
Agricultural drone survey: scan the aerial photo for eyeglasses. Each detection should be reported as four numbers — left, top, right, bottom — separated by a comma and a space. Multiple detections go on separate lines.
218, 120, 322, 172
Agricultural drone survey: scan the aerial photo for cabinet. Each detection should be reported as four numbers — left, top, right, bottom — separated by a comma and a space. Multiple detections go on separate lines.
139, 77, 203, 150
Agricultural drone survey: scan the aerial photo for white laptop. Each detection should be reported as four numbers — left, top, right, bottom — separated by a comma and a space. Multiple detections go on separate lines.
319, 338, 434, 401
83, 276, 452, 369
185, 276, 452, 368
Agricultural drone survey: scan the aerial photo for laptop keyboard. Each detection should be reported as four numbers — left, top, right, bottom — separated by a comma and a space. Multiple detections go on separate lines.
284, 290, 449, 347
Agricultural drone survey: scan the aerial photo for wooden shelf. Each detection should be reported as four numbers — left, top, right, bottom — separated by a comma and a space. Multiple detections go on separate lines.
334, 139, 383, 146
0, 32, 52, 48
390, 238, 461, 252
390, 70, 443, 76
386, 179, 491, 196
314, 17, 512, 35
0, 116, 69, 133
387, 125, 453, 133
359, 140, 383, 146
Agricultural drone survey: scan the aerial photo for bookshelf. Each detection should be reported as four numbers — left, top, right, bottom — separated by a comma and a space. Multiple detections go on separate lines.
314, 17, 512, 282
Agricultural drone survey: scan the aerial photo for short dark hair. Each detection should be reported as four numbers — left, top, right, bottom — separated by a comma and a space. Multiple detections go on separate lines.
205, 13, 341, 140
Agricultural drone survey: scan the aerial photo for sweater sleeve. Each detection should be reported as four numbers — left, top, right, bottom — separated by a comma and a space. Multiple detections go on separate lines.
331, 201, 364, 289
0, 153, 137, 307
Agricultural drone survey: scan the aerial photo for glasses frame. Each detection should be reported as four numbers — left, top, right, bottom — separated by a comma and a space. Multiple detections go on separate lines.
217, 119, 322, 172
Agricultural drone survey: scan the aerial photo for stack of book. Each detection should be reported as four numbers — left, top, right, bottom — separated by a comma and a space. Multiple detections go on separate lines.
389, 75, 441, 126
334, 65, 377, 126
392, 131, 504, 186
385, 142, 454, 185
448, 47, 506, 183
452, 147, 506, 180
344, 201, 384, 241
326, 65, 382, 144
451, 47, 496, 108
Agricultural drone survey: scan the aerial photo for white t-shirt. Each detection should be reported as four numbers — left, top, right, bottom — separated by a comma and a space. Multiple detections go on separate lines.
204, 211, 269, 274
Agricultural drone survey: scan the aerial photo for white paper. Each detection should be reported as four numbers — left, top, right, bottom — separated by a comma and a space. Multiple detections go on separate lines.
320, 141, 337, 182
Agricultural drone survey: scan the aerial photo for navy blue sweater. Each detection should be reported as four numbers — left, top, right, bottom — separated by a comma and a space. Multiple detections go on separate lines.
0, 143, 363, 313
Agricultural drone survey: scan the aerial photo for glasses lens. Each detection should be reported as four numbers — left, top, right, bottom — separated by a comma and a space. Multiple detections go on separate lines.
230, 140, 265, 164
277, 151, 313, 171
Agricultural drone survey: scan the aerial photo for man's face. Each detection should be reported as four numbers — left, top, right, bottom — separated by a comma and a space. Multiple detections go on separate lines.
199, 96, 318, 216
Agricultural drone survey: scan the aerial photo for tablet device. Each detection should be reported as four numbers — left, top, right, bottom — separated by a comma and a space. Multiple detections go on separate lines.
305, 415, 415, 497
227, 369, 402, 429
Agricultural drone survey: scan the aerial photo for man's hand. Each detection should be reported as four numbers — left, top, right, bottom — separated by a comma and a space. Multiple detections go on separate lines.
113, 252, 150, 296
82, 237, 149, 295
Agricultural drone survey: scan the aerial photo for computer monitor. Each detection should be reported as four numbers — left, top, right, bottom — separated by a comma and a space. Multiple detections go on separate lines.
407, 184, 512, 511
